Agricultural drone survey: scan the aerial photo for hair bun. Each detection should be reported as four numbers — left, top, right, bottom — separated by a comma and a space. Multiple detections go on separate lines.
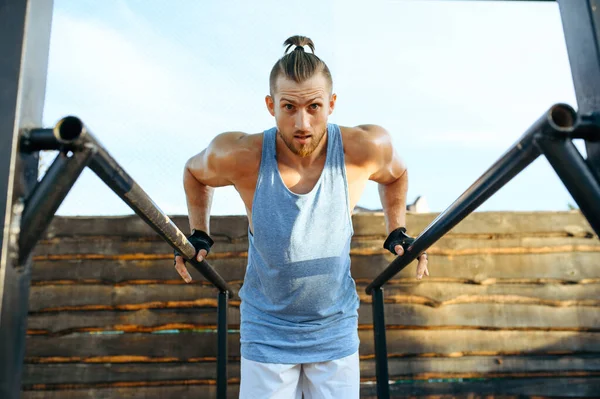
284, 35, 315, 55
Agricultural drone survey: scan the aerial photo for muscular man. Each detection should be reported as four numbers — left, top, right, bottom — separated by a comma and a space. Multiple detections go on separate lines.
174, 35, 429, 399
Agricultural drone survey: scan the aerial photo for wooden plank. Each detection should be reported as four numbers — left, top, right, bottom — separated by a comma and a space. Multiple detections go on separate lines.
31, 234, 600, 258
44, 215, 249, 240
350, 252, 600, 281
361, 303, 600, 330
29, 251, 600, 284
25, 332, 242, 359
364, 377, 600, 398
24, 330, 600, 360
352, 211, 595, 237
43, 211, 595, 238
26, 309, 239, 335
19, 378, 600, 399
30, 258, 249, 283
27, 281, 600, 313
22, 385, 242, 399
22, 362, 240, 385
21, 355, 600, 385
25, 303, 600, 335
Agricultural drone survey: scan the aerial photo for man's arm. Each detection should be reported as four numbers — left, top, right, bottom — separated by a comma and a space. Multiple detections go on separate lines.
174, 132, 246, 282
359, 124, 429, 280
359, 125, 408, 234
183, 131, 247, 233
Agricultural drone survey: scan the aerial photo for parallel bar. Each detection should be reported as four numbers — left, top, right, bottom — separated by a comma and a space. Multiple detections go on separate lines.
372, 287, 390, 399
535, 136, 600, 237
217, 290, 229, 399
24, 118, 236, 296
558, 0, 600, 181
19, 148, 96, 262
366, 103, 576, 294
0, 1, 53, 398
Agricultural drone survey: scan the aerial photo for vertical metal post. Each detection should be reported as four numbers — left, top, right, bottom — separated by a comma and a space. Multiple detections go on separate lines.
217, 290, 229, 399
536, 137, 600, 236
557, 0, 600, 180
0, 1, 53, 398
372, 287, 390, 399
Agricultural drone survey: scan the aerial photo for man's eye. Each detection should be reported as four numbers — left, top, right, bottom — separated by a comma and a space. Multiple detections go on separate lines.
284, 104, 294, 110
310, 104, 320, 110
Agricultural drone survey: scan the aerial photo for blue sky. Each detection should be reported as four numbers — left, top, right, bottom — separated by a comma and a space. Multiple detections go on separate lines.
43, 0, 583, 216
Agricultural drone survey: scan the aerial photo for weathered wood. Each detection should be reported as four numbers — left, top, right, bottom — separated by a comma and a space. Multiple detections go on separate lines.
26, 310, 238, 335
27, 282, 600, 314
30, 258, 249, 283
21, 211, 600, 398
22, 385, 242, 399
19, 378, 600, 398
364, 377, 600, 398
22, 362, 241, 385
351, 251, 600, 281
44, 215, 249, 240
42, 211, 595, 239
30, 251, 600, 284
21, 355, 600, 386
361, 303, 600, 329
31, 234, 600, 259
25, 303, 600, 335
25, 332, 242, 359
24, 330, 600, 360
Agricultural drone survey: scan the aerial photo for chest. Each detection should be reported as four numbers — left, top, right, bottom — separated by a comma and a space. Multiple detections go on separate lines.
277, 160, 326, 195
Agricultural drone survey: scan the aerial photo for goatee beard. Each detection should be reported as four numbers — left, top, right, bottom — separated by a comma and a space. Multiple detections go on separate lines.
278, 128, 327, 158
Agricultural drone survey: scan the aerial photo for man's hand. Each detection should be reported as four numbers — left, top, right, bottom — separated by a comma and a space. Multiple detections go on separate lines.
173, 230, 215, 284
174, 249, 208, 283
394, 245, 429, 280
383, 227, 430, 280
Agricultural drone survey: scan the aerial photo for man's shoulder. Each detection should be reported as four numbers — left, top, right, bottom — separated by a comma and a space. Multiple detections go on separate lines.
200, 130, 264, 180
338, 124, 392, 166
208, 131, 264, 164
212, 130, 264, 152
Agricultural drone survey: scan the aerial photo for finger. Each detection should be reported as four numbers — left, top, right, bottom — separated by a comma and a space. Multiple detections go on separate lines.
424, 264, 430, 277
197, 249, 208, 262
394, 245, 404, 256
416, 257, 428, 280
174, 256, 192, 283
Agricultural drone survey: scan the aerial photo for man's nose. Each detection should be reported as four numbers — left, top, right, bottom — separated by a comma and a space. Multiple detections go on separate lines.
295, 110, 310, 131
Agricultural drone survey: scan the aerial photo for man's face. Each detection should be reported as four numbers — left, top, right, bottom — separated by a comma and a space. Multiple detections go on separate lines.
266, 73, 336, 157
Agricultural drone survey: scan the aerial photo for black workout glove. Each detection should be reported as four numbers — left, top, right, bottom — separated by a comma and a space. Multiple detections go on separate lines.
174, 229, 214, 263
383, 227, 415, 255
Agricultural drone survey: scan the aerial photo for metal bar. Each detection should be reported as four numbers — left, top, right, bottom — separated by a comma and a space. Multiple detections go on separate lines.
366, 103, 577, 294
20, 127, 63, 152
19, 147, 96, 262
535, 136, 600, 237
557, 0, 600, 181
0, 1, 53, 398
25, 117, 236, 295
217, 290, 229, 399
372, 287, 390, 399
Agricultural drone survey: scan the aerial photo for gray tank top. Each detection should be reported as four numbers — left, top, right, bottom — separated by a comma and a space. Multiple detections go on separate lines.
238, 123, 360, 364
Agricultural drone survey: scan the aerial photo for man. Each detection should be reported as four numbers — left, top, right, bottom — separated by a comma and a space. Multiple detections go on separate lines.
174, 35, 429, 398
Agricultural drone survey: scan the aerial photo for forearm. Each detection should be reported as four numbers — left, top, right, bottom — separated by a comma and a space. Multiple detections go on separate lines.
183, 167, 214, 234
378, 169, 408, 234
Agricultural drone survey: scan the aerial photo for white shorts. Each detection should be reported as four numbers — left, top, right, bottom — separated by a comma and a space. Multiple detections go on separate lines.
239, 351, 360, 399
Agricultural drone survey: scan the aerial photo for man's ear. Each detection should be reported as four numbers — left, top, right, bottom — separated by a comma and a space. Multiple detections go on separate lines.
328, 93, 337, 115
265, 95, 275, 117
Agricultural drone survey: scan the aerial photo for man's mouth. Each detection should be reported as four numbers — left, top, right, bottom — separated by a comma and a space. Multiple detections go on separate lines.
294, 134, 312, 143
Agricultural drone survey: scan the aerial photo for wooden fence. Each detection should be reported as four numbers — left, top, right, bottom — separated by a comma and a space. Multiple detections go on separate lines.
21, 211, 600, 398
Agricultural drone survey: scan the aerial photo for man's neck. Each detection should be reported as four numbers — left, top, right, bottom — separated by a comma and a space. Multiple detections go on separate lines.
275, 132, 328, 169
